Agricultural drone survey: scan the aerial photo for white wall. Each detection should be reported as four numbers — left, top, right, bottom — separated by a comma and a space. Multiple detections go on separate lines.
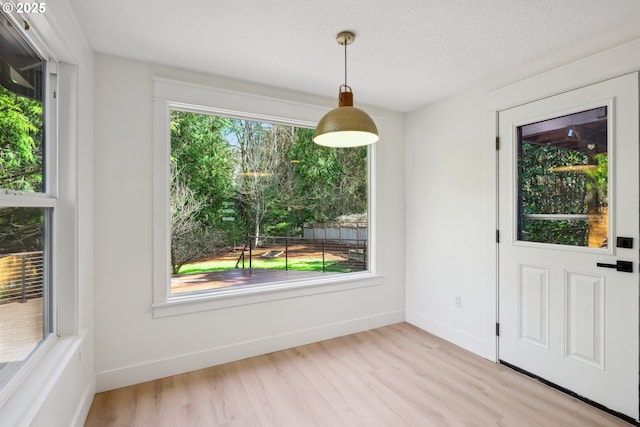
405, 31, 640, 361
0, 1, 95, 426
405, 87, 496, 358
92, 53, 406, 391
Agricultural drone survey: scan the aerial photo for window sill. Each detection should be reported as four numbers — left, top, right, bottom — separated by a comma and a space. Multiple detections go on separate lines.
0, 331, 86, 425
152, 272, 383, 318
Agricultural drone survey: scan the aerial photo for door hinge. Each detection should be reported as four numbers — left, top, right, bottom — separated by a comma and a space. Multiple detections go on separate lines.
496, 229, 500, 243
53, 91, 56, 99
495, 136, 500, 150
496, 323, 500, 337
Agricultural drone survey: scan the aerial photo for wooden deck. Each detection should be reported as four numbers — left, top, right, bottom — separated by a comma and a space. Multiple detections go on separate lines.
171, 268, 339, 293
0, 298, 43, 384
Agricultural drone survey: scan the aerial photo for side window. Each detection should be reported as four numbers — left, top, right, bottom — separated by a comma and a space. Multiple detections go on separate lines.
169, 110, 369, 295
0, 14, 55, 389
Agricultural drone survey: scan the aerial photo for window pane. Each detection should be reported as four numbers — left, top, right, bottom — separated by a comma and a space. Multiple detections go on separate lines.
169, 111, 368, 294
0, 15, 50, 390
0, 207, 50, 387
517, 107, 608, 248
0, 14, 46, 192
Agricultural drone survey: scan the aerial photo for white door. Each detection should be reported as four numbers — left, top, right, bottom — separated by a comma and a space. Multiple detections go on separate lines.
498, 73, 639, 421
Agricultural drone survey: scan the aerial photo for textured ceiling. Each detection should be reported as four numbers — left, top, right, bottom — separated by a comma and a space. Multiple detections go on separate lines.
68, 0, 640, 112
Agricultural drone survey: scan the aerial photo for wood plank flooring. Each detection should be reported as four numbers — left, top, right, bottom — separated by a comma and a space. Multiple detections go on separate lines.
84, 323, 632, 427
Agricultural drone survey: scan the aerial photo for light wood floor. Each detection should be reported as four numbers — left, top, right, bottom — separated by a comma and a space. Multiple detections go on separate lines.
85, 323, 632, 427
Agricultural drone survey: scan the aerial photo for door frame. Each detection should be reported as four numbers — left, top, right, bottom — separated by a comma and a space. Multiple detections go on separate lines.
485, 53, 640, 361
486, 65, 640, 421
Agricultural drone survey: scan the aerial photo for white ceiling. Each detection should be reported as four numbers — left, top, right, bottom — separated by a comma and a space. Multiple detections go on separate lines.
68, 0, 640, 112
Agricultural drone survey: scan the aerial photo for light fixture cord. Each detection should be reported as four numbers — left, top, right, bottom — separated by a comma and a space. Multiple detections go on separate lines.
343, 39, 348, 87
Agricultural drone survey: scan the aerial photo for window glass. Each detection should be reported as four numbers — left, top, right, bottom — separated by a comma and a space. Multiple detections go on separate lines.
169, 110, 368, 294
0, 207, 50, 386
0, 14, 51, 390
517, 107, 608, 248
0, 15, 45, 192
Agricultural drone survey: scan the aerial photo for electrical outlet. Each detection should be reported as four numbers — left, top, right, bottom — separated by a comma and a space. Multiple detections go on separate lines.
454, 294, 462, 308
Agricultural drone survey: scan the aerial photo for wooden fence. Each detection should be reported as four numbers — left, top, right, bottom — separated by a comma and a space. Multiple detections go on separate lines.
302, 222, 367, 244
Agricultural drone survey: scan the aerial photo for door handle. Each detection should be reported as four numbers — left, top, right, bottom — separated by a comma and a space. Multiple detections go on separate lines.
596, 260, 633, 273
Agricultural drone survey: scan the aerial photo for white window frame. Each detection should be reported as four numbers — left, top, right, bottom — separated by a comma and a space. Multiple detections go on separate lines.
152, 78, 382, 318
0, 11, 59, 404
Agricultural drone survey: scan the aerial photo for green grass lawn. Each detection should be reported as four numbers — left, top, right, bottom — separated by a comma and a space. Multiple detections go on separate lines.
178, 257, 358, 275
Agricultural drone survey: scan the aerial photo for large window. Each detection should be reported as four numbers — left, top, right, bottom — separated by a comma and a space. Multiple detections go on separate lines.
0, 14, 55, 390
169, 110, 368, 295
152, 79, 378, 316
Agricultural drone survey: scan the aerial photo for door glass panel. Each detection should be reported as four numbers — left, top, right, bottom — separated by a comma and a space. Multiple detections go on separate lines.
517, 107, 608, 248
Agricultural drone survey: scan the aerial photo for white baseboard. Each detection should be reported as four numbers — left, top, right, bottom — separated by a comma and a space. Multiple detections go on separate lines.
71, 378, 96, 427
96, 309, 405, 392
406, 311, 496, 361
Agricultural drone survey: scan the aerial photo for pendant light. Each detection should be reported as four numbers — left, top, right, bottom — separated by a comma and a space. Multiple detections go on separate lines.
314, 31, 379, 147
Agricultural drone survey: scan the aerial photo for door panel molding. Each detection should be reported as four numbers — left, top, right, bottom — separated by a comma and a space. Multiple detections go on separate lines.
517, 263, 550, 349
564, 270, 604, 370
